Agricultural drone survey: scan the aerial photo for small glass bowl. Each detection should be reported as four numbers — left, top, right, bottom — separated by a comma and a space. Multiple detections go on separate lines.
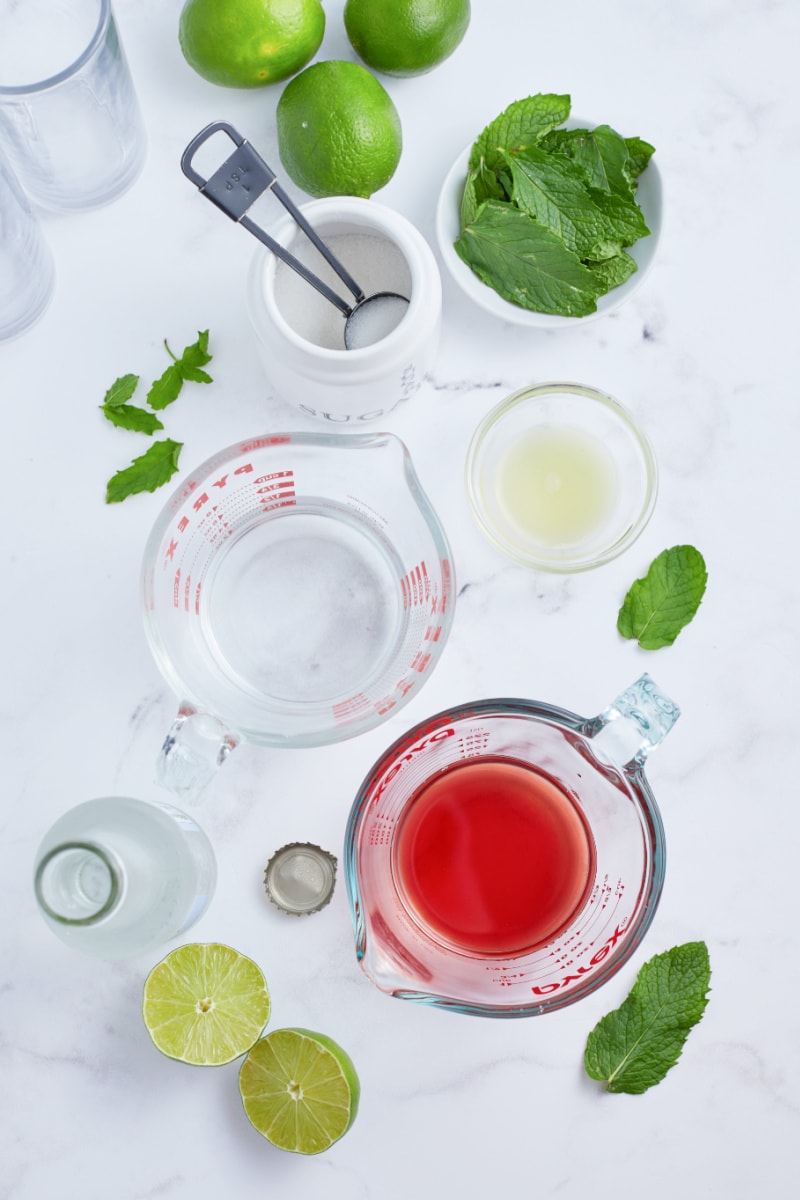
465, 382, 657, 573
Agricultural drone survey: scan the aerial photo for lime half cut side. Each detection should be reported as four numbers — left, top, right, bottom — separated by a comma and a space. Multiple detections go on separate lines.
142, 943, 271, 1066
239, 1028, 360, 1154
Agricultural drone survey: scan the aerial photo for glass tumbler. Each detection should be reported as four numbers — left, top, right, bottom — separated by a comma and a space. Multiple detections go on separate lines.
0, 0, 146, 211
0, 150, 54, 340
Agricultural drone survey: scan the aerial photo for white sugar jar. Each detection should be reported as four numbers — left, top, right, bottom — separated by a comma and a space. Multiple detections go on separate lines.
246, 197, 442, 423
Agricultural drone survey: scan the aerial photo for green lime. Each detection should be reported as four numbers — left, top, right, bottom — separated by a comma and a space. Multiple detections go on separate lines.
179, 0, 325, 89
276, 60, 402, 198
239, 1027, 360, 1154
142, 943, 271, 1066
344, 0, 471, 77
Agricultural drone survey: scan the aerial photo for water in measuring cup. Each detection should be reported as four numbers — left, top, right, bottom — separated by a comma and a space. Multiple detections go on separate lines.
273, 232, 412, 350
206, 505, 404, 705
33, 797, 217, 959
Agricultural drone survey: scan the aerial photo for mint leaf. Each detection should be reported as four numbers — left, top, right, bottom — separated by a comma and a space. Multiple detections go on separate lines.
541, 124, 636, 199
102, 403, 165, 434
147, 331, 213, 410
177, 329, 213, 383
455, 200, 603, 317
105, 439, 183, 504
469, 93, 571, 174
618, 545, 708, 649
625, 136, 656, 178
585, 250, 638, 291
100, 372, 165, 433
506, 145, 627, 259
102, 374, 139, 408
585, 185, 650, 248
146, 362, 184, 411
584, 942, 711, 1094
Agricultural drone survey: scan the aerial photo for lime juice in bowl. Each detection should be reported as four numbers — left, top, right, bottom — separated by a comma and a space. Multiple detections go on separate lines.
465, 382, 657, 573
494, 423, 619, 547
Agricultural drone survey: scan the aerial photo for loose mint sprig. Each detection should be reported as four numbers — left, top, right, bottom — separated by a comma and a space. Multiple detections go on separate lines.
584, 942, 711, 1094
147, 330, 213, 410
101, 331, 212, 503
100, 372, 164, 435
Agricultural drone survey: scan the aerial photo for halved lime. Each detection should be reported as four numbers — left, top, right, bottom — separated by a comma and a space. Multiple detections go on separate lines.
142, 943, 270, 1066
239, 1028, 360, 1154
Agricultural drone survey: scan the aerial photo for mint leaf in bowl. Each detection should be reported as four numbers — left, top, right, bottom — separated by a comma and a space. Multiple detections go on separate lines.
437, 94, 661, 327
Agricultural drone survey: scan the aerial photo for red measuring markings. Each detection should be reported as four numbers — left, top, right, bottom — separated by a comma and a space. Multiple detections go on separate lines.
255, 470, 296, 512
400, 558, 452, 613
169, 568, 201, 614
332, 694, 371, 722
529, 921, 629, 996
163, 462, 255, 568
400, 561, 429, 608
239, 435, 291, 453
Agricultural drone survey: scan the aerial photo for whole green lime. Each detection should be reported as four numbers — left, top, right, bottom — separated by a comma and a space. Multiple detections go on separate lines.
344, 0, 470, 77
276, 60, 402, 197
179, 0, 325, 89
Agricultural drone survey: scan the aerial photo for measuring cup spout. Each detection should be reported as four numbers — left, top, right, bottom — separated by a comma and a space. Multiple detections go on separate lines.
156, 704, 239, 804
591, 674, 681, 767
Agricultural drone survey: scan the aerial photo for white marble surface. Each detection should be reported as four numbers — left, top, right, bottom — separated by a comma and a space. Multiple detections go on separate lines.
2, 1, 799, 1196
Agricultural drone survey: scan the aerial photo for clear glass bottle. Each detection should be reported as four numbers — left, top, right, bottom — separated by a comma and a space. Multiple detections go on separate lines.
33, 796, 217, 959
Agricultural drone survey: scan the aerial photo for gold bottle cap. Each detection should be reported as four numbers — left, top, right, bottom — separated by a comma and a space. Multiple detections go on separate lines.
263, 842, 337, 916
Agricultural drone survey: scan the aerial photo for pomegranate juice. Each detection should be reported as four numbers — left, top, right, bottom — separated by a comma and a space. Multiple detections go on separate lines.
394, 757, 595, 955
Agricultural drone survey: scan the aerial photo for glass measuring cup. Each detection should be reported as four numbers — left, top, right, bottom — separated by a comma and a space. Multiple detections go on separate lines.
142, 433, 454, 801
344, 675, 679, 1017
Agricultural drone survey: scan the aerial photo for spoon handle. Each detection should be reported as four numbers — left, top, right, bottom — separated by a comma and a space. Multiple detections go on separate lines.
180, 121, 364, 314
237, 212, 352, 316
269, 179, 365, 304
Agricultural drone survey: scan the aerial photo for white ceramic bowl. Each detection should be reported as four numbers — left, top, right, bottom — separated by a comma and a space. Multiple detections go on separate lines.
435, 123, 663, 328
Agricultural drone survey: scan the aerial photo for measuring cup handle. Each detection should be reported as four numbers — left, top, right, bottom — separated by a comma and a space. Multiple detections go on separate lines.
591, 673, 681, 767
156, 704, 239, 804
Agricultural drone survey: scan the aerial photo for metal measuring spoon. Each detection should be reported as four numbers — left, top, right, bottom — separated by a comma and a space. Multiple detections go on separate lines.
181, 122, 410, 351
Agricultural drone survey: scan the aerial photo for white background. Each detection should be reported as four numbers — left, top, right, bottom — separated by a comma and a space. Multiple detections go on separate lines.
2, 1, 798, 1197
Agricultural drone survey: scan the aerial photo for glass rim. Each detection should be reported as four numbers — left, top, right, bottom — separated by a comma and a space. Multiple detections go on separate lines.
0, 0, 110, 96
464, 381, 658, 573
34, 839, 121, 926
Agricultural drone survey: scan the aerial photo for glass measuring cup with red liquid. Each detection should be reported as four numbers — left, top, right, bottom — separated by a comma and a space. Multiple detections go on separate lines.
344, 675, 679, 1017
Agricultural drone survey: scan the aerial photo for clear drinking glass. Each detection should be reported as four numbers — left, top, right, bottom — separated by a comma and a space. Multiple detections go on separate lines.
33, 797, 217, 959
0, 150, 54, 340
0, 0, 146, 211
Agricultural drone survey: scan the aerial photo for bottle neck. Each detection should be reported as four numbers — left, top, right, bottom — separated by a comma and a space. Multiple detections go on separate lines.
34, 841, 121, 926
